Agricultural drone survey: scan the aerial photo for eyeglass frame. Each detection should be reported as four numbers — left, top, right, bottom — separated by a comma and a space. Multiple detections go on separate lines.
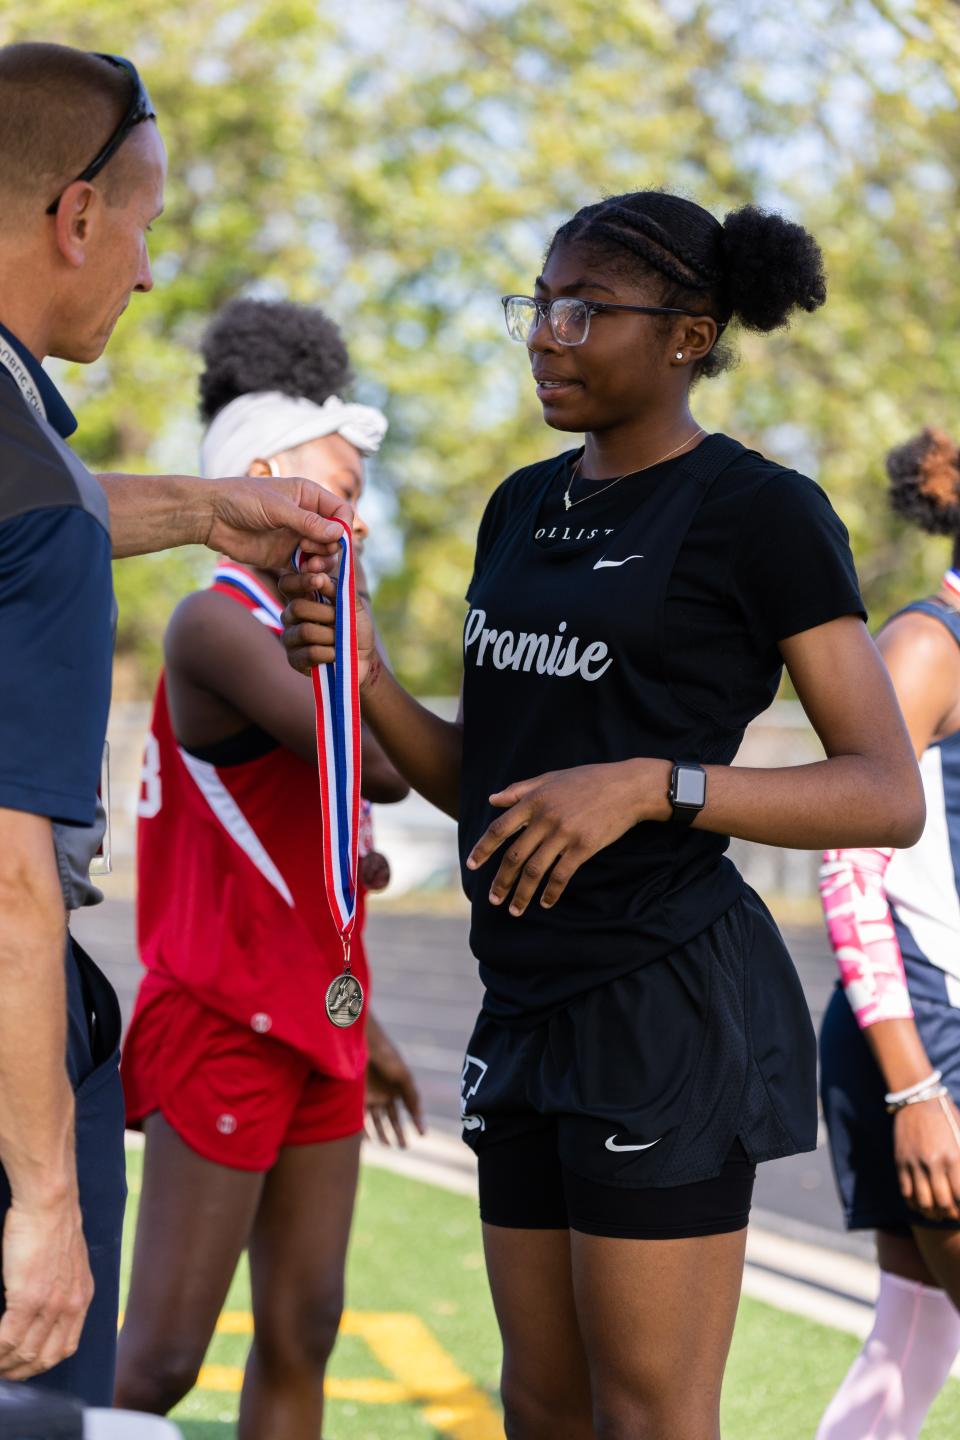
501, 294, 704, 348
45, 53, 157, 216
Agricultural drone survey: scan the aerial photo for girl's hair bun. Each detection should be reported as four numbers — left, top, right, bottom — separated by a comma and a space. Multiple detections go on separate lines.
887, 427, 960, 536
721, 205, 827, 333
199, 298, 352, 423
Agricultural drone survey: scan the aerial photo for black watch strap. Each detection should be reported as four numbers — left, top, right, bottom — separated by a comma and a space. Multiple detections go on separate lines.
668, 761, 706, 826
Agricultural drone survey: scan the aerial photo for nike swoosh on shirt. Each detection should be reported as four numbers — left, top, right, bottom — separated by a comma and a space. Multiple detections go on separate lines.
593, 555, 645, 570
604, 1134, 662, 1152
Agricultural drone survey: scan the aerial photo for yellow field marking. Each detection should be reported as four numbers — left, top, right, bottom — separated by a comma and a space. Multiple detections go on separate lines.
197, 1309, 502, 1438
197, 1364, 407, 1403
196, 1364, 242, 1393
343, 1311, 503, 1440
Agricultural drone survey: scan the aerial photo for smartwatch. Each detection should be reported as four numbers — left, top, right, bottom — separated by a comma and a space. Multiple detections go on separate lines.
668, 761, 706, 826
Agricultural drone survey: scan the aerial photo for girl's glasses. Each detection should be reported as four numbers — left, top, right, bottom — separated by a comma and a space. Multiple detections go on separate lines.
501, 294, 698, 347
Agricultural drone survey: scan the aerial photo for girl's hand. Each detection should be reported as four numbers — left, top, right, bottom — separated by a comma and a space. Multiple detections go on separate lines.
466, 759, 671, 916
364, 1015, 425, 1148
359, 849, 391, 892
895, 1094, 960, 1220
280, 570, 378, 685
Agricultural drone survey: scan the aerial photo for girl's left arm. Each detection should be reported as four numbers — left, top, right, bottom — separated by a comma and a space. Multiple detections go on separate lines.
665, 614, 925, 850
469, 615, 924, 915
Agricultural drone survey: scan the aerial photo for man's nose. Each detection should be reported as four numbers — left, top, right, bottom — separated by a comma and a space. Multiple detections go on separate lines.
135, 249, 154, 294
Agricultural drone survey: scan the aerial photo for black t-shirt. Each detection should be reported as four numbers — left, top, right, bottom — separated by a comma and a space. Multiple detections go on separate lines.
459, 434, 866, 1021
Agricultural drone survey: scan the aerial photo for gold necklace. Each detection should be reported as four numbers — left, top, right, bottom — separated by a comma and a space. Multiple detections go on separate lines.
563, 428, 707, 511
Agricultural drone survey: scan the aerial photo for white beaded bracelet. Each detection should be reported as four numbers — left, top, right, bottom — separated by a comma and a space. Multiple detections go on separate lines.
885, 1070, 943, 1107
886, 1082, 948, 1115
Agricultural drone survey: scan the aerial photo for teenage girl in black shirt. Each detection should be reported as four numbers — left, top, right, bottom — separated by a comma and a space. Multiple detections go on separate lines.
283, 192, 924, 1440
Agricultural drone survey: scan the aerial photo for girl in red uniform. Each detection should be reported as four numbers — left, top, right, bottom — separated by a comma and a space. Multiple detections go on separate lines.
115, 299, 420, 1437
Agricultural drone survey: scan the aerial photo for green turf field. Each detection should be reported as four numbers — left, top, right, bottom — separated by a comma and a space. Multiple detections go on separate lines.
120, 1146, 960, 1439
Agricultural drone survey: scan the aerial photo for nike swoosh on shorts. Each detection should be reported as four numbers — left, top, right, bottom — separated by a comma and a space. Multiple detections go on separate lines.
604, 1134, 662, 1152
593, 555, 645, 570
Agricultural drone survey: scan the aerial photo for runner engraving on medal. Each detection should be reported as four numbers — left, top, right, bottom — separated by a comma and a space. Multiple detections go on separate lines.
325, 972, 364, 1028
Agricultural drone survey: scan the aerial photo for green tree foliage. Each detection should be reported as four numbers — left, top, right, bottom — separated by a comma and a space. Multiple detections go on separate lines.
4, 0, 959, 692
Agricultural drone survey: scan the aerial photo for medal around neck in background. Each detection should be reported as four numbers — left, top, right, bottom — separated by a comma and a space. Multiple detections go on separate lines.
294, 529, 364, 1027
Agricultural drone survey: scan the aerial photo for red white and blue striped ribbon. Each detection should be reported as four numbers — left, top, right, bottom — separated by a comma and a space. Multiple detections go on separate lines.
294, 527, 361, 955
213, 562, 284, 631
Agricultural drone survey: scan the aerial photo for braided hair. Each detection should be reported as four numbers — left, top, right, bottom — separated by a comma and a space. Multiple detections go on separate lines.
198, 298, 353, 423
887, 428, 960, 537
549, 191, 827, 378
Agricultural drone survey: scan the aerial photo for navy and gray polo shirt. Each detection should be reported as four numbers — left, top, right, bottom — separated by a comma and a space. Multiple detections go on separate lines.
0, 321, 115, 909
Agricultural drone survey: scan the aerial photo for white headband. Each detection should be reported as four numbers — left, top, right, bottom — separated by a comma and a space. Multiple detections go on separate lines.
200, 390, 388, 479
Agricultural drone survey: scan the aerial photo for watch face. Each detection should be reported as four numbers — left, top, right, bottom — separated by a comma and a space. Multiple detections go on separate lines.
674, 767, 706, 807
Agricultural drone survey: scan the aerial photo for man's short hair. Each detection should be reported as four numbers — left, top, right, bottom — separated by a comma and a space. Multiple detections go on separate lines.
0, 42, 140, 223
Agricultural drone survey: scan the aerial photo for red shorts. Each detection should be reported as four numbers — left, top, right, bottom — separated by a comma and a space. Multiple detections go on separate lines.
122, 975, 365, 1171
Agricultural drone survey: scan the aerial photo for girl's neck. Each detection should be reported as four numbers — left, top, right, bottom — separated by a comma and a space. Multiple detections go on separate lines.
581, 407, 704, 479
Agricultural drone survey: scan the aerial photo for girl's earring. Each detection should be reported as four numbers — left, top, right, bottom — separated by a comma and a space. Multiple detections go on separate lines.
675, 352, 684, 361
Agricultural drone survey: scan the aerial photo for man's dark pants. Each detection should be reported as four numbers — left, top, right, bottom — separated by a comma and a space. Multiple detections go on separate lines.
0, 937, 126, 1407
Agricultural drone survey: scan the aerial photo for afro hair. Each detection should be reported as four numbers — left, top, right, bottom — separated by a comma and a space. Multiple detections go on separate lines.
887, 427, 960, 537
198, 298, 353, 423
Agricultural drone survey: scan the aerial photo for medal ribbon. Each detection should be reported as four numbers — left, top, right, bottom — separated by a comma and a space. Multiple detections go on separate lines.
294, 526, 361, 965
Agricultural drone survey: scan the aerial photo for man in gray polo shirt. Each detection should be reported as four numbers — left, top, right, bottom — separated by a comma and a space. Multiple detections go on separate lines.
0, 43, 349, 1405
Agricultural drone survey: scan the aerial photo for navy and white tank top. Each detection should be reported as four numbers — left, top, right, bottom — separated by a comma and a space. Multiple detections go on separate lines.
884, 599, 960, 1007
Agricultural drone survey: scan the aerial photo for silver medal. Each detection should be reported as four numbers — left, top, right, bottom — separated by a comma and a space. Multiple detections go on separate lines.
325, 972, 364, 1028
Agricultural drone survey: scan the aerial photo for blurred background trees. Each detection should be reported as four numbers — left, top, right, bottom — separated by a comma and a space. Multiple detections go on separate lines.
4, 0, 959, 694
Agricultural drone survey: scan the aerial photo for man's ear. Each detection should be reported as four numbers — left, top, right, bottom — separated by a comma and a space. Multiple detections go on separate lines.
53, 182, 98, 269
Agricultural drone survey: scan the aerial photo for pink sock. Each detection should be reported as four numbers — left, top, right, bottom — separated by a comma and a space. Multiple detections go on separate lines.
816, 1270, 960, 1440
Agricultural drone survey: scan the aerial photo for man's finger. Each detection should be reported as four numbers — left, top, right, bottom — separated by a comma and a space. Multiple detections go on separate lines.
262, 484, 353, 541
291, 480, 354, 529
0, 1303, 46, 1376
370, 1107, 390, 1147
32, 1313, 81, 1379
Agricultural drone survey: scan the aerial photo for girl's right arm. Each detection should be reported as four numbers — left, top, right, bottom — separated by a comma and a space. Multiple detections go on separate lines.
282, 572, 463, 819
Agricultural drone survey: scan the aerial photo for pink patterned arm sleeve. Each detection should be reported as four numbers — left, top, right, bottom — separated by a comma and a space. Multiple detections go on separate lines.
819, 848, 914, 1028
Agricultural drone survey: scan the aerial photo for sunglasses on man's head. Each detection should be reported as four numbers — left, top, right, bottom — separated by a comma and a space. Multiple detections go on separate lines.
45, 53, 156, 216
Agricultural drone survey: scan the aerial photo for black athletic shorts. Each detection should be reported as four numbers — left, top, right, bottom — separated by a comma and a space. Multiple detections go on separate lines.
821, 974, 960, 1234
461, 891, 816, 1239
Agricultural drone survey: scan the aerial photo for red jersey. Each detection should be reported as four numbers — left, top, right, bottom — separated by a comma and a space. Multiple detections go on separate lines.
136, 564, 367, 1079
